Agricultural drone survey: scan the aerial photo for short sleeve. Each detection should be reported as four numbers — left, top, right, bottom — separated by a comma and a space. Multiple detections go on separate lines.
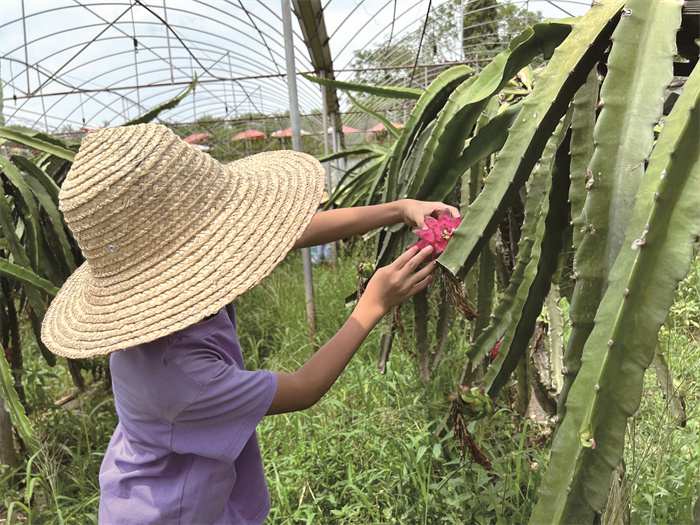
171, 361, 277, 463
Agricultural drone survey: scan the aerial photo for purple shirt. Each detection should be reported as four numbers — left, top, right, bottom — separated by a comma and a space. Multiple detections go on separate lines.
99, 303, 277, 524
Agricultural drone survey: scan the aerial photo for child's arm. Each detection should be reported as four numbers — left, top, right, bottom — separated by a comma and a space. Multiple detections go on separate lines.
266, 244, 435, 415
293, 199, 460, 249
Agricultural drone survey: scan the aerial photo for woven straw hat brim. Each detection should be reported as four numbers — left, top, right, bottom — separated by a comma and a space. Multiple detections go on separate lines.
42, 144, 324, 358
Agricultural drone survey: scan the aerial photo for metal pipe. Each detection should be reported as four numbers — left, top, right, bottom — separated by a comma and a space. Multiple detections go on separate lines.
281, 0, 316, 336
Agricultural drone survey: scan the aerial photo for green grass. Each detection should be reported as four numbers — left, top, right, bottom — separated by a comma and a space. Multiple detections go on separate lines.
1, 247, 698, 523
623, 255, 700, 524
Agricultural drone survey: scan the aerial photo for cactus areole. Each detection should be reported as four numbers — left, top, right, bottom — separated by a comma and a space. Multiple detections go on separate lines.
410, 211, 463, 260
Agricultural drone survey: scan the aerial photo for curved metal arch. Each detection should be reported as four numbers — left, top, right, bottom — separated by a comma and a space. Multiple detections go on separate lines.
139, 3, 316, 75
2, 0, 589, 135
12, 37, 319, 127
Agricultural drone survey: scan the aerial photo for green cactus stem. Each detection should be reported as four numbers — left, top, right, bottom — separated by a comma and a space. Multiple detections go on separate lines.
532, 47, 698, 525
557, 0, 682, 432
438, 1, 624, 278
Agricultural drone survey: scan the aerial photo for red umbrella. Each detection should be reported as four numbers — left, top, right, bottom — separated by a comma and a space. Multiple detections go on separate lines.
271, 127, 309, 137
183, 132, 211, 144
328, 125, 360, 134
370, 122, 404, 132
232, 129, 267, 140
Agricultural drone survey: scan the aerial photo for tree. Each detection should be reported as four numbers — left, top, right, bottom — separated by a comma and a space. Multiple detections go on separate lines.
350, 0, 542, 89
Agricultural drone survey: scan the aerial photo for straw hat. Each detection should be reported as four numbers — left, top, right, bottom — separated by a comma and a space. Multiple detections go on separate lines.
41, 124, 325, 358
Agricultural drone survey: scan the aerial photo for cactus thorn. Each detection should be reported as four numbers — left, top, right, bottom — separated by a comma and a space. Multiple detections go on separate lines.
661, 169, 667, 179
622, 8, 632, 16
653, 192, 659, 201
595, 98, 605, 110
607, 339, 613, 347
623, 288, 629, 297
567, 486, 572, 494
561, 367, 568, 376
595, 383, 600, 392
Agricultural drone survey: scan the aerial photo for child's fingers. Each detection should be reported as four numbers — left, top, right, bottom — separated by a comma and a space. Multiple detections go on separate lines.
393, 245, 421, 268
444, 205, 461, 219
408, 260, 437, 285
411, 273, 434, 294
398, 245, 434, 274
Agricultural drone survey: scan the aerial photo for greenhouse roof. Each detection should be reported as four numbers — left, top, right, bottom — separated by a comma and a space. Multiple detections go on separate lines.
1, 0, 590, 137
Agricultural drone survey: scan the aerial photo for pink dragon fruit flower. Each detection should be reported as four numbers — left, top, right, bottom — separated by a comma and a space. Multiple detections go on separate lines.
409, 211, 462, 261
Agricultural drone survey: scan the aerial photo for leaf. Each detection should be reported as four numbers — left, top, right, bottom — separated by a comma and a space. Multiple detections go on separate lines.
557, 0, 681, 429
0, 187, 55, 366
480, 127, 571, 395
0, 127, 75, 161
568, 66, 599, 252
121, 76, 197, 126
438, 1, 624, 278
0, 259, 60, 296
0, 344, 39, 452
317, 145, 387, 163
345, 91, 401, 138
384, 66, 474, 205
302, 73, 423, 100
533, 22, 697, 522
10, 155, 77, 274
11, 154, 60, 205
416, 102, 522, 202
0, 155, 43, 272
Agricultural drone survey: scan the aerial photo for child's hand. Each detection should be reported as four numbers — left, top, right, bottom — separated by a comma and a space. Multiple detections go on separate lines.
358, 245, 437, 320
399, 199, 460, 229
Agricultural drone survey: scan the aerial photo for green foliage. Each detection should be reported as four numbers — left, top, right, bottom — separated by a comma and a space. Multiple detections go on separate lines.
350, 0, 543, 88
121, 77, 197, 127
317, 0, 697, 520
0, 80, 198, 466
531, 1, 695, 520
2, 248, 698, 523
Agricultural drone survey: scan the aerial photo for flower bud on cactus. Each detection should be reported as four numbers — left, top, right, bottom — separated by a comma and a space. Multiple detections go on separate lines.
490, 340, 501, 361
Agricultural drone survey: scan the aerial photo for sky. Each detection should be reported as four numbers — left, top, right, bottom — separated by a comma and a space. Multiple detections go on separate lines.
1, 0, 592, 133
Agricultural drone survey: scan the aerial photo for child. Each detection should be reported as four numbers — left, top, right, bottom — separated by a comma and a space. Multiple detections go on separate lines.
41, 124, 459, 524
